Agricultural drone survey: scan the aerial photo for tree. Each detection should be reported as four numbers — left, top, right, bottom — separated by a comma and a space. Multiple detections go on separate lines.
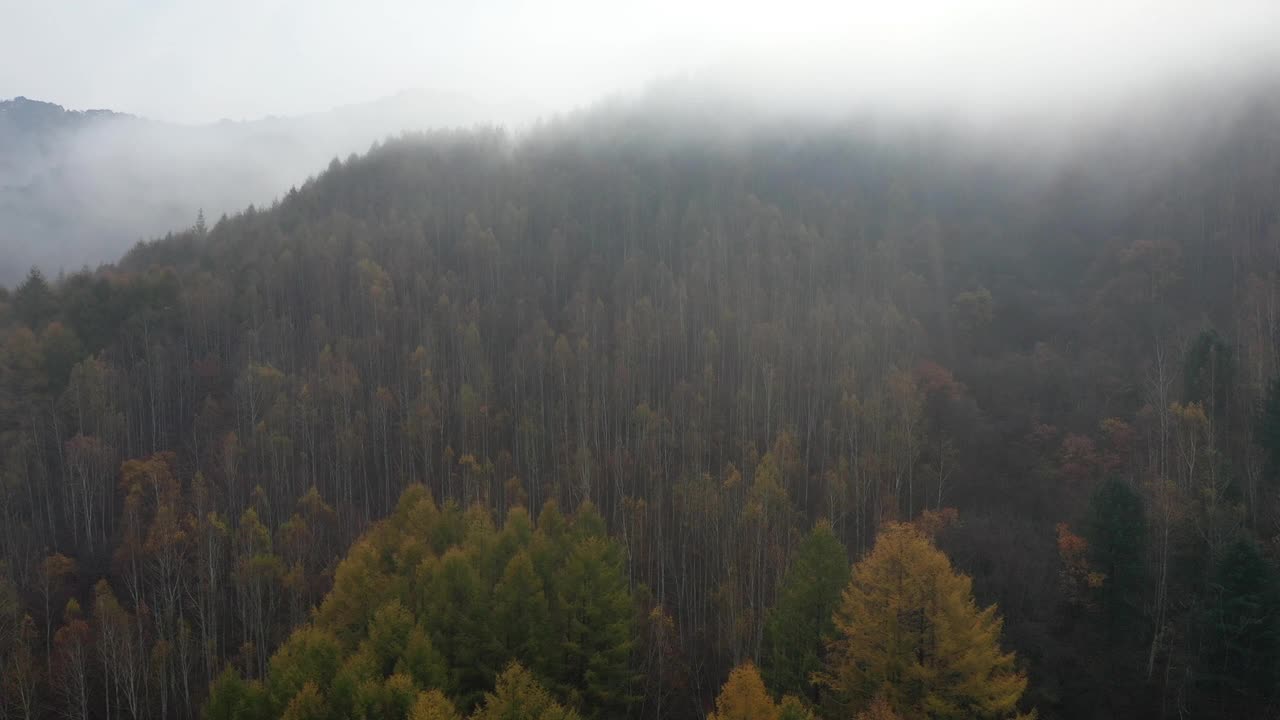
236, 506, 284, 677
39, 322, 82, 394
1256, 376, 1280, 484
93, 579, 145, 720
410, 689, 461, 720
1, 613, 40, 720
763, 520, 848, 701
12, 267, 56, 329
267, 625, 344, 711
776, 695, 816, 720
707, 663, 778, 720
471, 663, 579, 720
52, 599, 92, 720
855, 693, 903, 720
360, 673, 417, 720
206, 667, 269, 720
280, 681, 328, 720
38, 553, 77, 674
1197, 539, 1280, 712
1086, 478, 1145, 631
492, 550, 552, 671
423, 548, 496, 708
0, 566, 21, 658
821, 523, 1029, 720
1182, 329, 1233, 425
397, 625, 448, 692
368, 600, 417, 676
552, 535, 637, 716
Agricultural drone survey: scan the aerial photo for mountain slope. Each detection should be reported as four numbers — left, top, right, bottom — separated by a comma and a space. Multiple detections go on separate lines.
3, 82, 1280, 718
0, 91, 535, 284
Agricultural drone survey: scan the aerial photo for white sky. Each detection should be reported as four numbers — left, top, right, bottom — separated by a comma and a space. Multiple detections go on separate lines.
3, 0, 1279, 124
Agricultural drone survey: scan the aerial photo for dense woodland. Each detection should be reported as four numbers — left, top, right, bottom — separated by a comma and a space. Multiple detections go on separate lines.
2, 84, 1280, 719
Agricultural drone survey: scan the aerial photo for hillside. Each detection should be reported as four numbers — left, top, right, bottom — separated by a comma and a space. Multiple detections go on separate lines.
0, 92, 534, 284
3, 83, 1280, 719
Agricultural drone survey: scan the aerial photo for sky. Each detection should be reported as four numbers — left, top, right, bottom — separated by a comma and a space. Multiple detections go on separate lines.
3, 1, 1280, 124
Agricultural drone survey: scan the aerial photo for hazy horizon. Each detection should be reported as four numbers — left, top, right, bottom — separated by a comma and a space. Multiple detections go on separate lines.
5, 1, 1280, 125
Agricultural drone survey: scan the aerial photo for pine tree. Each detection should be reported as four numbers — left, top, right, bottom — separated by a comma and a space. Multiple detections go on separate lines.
821, 523, 1029, 720
763, 520, 849, 700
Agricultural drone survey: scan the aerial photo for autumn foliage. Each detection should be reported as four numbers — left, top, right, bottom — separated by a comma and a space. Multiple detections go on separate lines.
821, 523, 1029, 720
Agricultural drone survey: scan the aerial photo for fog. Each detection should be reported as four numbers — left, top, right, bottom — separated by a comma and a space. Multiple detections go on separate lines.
3, 1, 1280, 284
7, 1, 1279, 123
0, 91, 545, 283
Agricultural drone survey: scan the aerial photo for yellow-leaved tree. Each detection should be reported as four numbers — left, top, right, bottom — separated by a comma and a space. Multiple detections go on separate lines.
820, 523, 1032, 720
707, 663, 778, 720
707, 662, 821, 720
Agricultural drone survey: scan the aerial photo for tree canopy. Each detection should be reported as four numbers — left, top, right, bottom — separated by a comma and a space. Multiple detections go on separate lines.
821, 523, 1029, 720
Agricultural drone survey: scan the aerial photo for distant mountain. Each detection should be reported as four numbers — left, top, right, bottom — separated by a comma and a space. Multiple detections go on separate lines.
0, 91, 537, 284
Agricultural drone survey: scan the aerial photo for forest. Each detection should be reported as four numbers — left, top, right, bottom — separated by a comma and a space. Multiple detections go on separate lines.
2, 83, 1280, 720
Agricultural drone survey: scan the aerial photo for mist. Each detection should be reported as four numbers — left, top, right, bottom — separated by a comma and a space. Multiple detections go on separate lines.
10, 5, 1280, 719
7, 1, 1279, 123
0, 91, 541, 283
4, 2, 1280, 284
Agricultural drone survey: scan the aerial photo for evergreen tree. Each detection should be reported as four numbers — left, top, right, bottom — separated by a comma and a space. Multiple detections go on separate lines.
762, 520, 849, 701
1086, 478, 1145, 631
1256, 377, 1280, 484
493, 550, 553, 671
12, 266, 56, 329
424, 548, 498, 708
1198, 539, 1280, 712
552, 535, 637, 716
